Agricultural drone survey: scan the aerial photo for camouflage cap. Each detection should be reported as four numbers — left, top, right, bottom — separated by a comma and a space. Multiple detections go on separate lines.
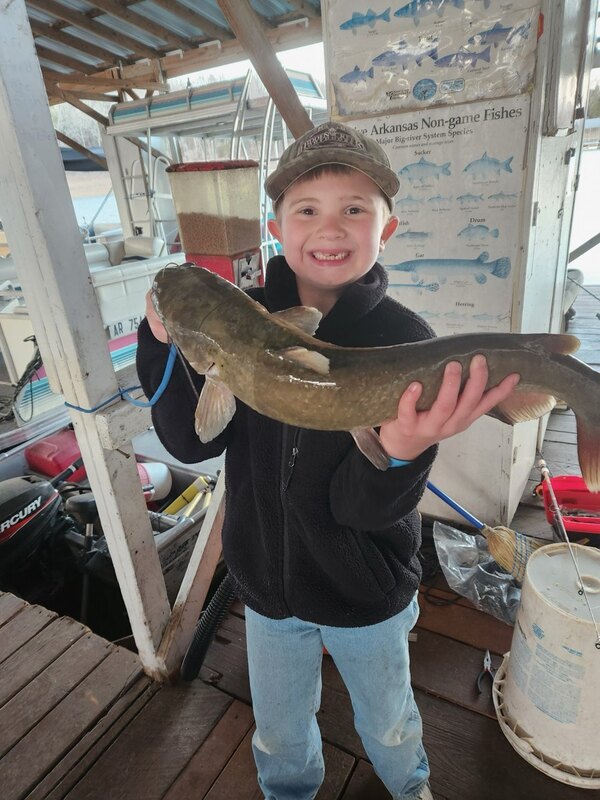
265, 121, 399, 210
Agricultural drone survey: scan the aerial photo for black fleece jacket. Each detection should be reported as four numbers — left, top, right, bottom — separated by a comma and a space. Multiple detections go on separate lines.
136, 257, 437, 626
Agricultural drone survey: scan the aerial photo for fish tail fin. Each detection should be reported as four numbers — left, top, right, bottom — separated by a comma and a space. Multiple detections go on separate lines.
442, 162, 451, 175
491, 257, 511, 278
430, 48, 439, 60
576, 412, 600, 492
382, 7, 391, 22
491, 228, 499, 238
482, 45, 492, 62
503, 156, 514, 173
368, 67, 374, 78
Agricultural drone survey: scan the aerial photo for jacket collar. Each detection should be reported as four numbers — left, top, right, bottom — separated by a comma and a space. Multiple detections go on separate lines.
263, 255, 388, 338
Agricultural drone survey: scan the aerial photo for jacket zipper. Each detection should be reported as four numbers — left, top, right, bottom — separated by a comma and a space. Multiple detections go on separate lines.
280, 425, 300, 612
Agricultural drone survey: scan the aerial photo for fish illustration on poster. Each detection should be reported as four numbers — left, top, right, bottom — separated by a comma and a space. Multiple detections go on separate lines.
345, 94, 530, 335
324, 0, 540, 115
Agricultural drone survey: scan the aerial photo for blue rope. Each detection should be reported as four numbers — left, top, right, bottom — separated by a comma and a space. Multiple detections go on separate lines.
65, 343, 177, 413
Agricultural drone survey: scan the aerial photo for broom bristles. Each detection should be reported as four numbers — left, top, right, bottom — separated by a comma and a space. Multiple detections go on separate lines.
481, 524, 546, 584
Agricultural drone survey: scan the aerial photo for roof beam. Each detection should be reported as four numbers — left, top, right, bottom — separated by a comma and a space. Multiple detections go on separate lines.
55, 130, 109, 170
30, 19, 119, 65
43, 68, 166, 91
144, 0, 233, 42
90, 0, 193, 50
35, 44, 98, 74
59, 92, 110, 126
27, 0, 161, 59
216, 0, 314, 138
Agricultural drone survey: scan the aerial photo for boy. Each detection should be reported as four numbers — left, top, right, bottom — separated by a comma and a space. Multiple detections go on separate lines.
137, 121, 519, 800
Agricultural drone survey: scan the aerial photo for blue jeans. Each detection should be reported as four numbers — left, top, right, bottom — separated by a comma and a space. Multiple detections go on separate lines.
245, 596, 429, 800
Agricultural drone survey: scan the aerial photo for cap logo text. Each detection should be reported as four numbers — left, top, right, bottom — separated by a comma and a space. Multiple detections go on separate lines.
297, 126, 366, 155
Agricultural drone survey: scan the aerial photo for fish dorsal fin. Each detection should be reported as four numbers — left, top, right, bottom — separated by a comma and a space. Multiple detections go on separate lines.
272, 346, 330, 376
489, 390, 557, 425
272, 306, 322, 336
194, 369, 236, 443
477, 252, 489, 262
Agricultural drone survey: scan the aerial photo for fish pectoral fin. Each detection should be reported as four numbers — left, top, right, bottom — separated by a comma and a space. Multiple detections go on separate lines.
194, 377, 236, 442
350, 428, 391, 471
272, 306, 323, 336
489, 390, 557, 425
273, 347, 330, 376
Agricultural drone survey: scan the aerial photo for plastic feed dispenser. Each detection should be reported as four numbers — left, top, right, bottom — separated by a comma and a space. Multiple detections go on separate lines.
166, 160, 262, 287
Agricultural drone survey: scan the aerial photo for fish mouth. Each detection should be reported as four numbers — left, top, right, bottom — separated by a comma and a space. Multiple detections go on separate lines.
310, 250, 351, 264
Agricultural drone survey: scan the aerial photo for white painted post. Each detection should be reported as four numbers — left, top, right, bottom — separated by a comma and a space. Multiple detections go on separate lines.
0, 0, 171, 678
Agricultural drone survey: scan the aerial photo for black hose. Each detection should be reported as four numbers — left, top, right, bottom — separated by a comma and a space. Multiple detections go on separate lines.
180, 572, 236, 681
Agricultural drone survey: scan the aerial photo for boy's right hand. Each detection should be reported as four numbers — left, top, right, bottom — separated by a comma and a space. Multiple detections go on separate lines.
144, 288, 169, 343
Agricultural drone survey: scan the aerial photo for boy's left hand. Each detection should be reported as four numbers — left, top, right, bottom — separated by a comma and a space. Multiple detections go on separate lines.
379, 354, 520, 462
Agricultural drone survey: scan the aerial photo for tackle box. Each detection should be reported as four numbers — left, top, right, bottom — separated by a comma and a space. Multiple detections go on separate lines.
541, 475, 600, 546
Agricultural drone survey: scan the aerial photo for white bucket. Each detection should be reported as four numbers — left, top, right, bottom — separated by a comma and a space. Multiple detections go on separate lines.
493, 543, 600, 788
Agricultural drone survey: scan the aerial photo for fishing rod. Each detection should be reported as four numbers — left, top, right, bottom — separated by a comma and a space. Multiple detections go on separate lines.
538, 458, 600, 650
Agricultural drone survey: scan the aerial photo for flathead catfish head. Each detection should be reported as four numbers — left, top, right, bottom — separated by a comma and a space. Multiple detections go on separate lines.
151, 263, 239, 374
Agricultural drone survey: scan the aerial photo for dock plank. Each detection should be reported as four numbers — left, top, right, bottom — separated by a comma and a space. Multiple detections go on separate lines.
33, 678, 157, 800
0, 647, 142, 800
340, 760, 393, 800
203, 727, 354, 800
163, 700, 254, 800
0, 616, 88, 708
0, 593, 27, 625
0, 603, 56, 664
62, 680, 231, 800
417, 689, 592, 800
0, 632, 111, 758
410, 628, 501, 720
416, 592, 513, 656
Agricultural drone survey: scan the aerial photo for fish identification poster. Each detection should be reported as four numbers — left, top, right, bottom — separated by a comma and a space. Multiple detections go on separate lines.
324, 0, 540, 118
346, 93, 530, 335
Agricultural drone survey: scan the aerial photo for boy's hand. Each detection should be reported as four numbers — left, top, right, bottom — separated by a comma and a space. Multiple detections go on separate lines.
144, 288, 170, 343
379, 354, 520, 462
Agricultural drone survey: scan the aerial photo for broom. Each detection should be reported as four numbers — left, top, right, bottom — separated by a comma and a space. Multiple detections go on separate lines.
426, 481, 546, 584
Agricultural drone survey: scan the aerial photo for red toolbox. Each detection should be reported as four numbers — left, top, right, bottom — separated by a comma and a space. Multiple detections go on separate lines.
541, 475, 600, 545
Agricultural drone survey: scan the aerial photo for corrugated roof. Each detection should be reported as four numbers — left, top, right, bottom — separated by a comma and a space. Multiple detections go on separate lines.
27, 0, 323, 102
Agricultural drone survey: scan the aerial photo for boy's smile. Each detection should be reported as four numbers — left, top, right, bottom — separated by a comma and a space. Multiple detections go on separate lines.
268, 170, 398, 314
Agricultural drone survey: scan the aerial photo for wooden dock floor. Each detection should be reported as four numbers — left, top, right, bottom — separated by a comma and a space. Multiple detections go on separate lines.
1, 286, 599, 800
1, 588, 595, 800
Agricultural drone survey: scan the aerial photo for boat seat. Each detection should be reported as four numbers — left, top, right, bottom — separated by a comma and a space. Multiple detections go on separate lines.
123, 236, 166, 259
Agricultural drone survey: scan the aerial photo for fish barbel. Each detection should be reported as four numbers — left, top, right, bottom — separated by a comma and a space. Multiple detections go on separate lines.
151, 264, 600, 491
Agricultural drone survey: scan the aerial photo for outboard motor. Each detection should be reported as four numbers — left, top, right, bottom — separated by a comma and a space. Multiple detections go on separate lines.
0, 475, 78, 609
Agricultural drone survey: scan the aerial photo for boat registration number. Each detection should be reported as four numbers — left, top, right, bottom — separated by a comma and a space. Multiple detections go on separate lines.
107, 315, 143, 339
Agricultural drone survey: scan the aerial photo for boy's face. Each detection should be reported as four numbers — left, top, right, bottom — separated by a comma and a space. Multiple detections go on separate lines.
268, 170, 398, 302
